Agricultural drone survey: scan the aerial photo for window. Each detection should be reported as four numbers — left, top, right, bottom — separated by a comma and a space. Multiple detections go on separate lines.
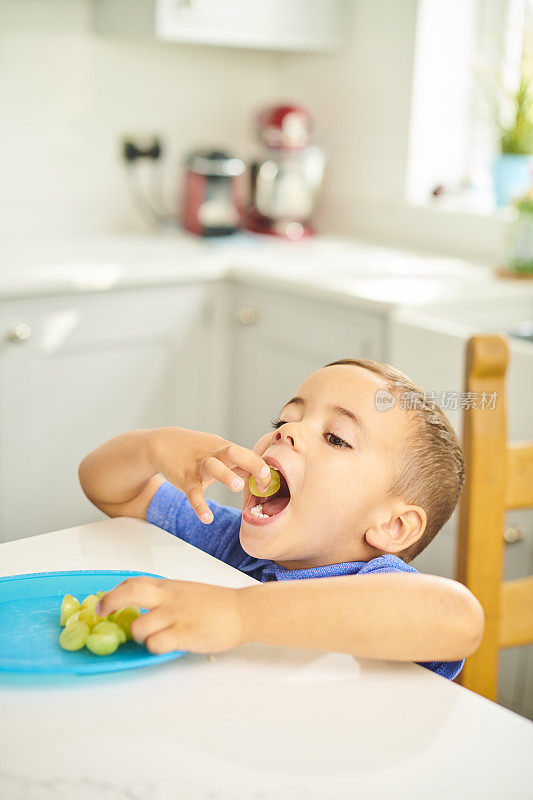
406, 0, 530, 212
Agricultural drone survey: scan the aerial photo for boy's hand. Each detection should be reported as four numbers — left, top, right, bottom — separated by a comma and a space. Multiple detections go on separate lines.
150, 428, 271, 524
96, 576, 245, 655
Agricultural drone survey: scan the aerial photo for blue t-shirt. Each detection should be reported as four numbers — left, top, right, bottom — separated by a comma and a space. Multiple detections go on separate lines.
146, 480, 464, 681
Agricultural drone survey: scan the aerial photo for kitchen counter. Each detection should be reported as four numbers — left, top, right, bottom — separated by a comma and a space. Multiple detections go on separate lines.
3, 231, 533, 314
1, 516, 532, 800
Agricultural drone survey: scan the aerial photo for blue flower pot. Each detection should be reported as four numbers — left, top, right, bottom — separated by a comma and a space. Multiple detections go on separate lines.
493, 153, 533, 207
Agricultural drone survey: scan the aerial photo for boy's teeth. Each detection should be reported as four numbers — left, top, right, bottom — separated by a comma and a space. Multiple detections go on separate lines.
251, 503, 270, 519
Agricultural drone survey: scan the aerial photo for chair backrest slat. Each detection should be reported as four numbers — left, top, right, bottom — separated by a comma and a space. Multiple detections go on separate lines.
505, 443, 533, 509
499, 576, 533, 649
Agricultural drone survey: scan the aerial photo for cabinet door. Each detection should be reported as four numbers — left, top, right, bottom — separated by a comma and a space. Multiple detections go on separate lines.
0, 283, 224, 542
93, 0, 346, 52
229, 284, 385, 455
156, 0, 345, 52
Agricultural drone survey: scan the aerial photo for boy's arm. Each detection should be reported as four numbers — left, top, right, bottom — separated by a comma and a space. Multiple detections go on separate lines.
78, 429, 164, 519
238, 573, 485, 662
98, 571, 484, 663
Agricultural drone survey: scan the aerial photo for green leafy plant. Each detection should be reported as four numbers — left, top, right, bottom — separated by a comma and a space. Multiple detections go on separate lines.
473, 46, 533, 155
499, 68, 533, 154
516, 191, 533, 213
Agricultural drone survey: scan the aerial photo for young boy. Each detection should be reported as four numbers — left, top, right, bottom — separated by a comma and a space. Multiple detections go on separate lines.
80, 358, 484, 679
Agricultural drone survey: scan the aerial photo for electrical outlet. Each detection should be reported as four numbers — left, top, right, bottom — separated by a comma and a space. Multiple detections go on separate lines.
122, 137, 162, 163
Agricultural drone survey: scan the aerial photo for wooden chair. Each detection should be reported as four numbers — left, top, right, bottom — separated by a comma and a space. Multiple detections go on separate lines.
455, 334, 533, 701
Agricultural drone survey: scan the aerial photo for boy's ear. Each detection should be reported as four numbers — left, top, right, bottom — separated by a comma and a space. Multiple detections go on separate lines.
364, 505, 427, 556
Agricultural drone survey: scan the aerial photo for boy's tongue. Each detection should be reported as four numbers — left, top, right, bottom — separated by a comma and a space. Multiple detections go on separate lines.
261, 495, 290, 516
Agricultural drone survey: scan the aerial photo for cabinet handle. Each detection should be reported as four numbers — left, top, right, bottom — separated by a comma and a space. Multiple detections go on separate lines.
504, 526, 525, 544
6, 322, 32, 343
236, 307, 258, 326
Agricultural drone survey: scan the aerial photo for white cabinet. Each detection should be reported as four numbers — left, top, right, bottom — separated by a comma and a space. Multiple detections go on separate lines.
0, 282, 227, 543
93, 0, 347, 53
228, 283, 386, 455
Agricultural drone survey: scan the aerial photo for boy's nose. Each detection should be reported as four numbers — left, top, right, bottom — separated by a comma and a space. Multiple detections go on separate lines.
273, 428, 295, 447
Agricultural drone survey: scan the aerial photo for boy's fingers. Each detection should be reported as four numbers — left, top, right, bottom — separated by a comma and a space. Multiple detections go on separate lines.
145, 625, 180, 655
96, 577, 164, 616
186, 483, 213, 524
129, 607, 170, 643
200, 456, 244, 493
217, 444, 271, 491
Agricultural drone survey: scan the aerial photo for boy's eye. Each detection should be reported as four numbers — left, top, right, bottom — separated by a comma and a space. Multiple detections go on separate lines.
324, 433, 352, 450
270, 418, 352, 450
270, 417, 286, 430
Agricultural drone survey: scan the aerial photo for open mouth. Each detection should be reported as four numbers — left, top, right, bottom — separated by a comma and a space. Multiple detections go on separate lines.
243, 463, 291, 527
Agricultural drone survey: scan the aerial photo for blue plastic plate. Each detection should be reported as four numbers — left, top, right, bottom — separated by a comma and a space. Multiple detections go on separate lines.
0, 570, 187, 674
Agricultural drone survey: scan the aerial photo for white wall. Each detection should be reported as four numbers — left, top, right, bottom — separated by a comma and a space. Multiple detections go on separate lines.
0, 0, 279, 238
277, 0, 418, 213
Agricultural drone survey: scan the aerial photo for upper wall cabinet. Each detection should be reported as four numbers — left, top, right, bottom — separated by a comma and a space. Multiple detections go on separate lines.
92, 0, 348, 53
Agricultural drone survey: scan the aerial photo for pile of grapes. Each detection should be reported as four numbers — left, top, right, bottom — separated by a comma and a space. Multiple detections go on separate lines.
59, 591, 140, 656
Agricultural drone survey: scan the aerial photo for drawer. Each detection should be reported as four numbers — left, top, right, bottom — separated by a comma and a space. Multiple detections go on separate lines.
0, 285, 212, 355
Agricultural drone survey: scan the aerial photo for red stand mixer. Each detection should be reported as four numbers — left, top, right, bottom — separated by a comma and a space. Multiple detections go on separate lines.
244, 104, 325, 240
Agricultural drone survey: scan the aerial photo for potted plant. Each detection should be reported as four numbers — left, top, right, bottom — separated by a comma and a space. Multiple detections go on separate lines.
493, 65, 533, 206
505, 186, 533, 275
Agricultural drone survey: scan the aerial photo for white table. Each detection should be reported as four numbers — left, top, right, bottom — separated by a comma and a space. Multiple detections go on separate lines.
1, 517, 532, 800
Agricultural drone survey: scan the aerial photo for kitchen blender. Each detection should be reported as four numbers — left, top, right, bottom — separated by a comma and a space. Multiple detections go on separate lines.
181, 149, 246, 237
244, 104, 325, 240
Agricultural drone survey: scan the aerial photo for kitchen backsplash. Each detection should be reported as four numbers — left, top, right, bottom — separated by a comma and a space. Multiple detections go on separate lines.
0, 0, 279, 238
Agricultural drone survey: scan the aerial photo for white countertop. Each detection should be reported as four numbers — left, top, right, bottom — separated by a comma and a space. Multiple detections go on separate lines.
1, 517, 532, 800
3, 231, 533, 314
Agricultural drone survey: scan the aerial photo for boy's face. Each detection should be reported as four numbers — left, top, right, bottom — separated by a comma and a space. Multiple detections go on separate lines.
239, 364, 417, 568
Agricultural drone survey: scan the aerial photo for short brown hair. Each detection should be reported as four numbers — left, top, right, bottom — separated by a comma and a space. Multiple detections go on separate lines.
324, 358, 465, 563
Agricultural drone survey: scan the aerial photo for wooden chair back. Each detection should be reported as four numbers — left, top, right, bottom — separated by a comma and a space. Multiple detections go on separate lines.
455, 334, 533, 701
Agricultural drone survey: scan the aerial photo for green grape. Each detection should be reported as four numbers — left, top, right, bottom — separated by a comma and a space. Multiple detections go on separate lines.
59, 590, 147, 656
92, 620, 126, 645
111, 606, 141, 640
59, 621, 90, 651
65, 610, 81, 628
80, 594, 98, 611
249, 468, 280, 498
60, 594, 80, 626
79, 607, 105, 631
86, 631, 120, 656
